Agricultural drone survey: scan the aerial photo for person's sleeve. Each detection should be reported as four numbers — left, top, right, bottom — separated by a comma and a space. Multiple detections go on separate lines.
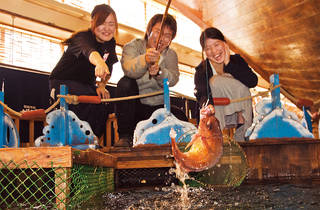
155, 50, 179, 87
120, 40, 148, 79
67, 32, 96, 59
106, 40, 118, 74
224, 54, 258, 88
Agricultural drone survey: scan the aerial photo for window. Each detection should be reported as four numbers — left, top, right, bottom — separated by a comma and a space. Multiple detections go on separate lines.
0, 1, 203, 97
0, 24, 62, 72
55, 0, 202, 51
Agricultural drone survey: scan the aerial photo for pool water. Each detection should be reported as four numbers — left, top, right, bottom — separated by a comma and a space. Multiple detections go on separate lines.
80, 182, 320, 210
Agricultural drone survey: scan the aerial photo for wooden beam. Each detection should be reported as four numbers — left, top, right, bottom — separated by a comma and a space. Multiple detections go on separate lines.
0, 147, 73, 168
72, 148, 116, 167
116, 159, 174, 169
240, 138, 320, 181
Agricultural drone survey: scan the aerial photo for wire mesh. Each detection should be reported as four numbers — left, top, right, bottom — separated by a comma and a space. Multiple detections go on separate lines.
115, 167, 178, 189
0, 160, 114, 209
190, 139, 248, 187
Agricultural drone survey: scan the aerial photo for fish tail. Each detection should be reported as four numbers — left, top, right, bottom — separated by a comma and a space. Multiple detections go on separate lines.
171, 135, 180, 157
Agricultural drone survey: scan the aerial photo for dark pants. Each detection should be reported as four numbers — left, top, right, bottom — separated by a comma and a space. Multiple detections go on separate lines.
115, 76, 188, 139
49, 79, 110, 138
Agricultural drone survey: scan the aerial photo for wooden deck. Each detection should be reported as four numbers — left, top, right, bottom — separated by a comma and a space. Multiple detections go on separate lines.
1, 138, 320, 182
101, 145, 174, 169
0, 147, 115, 209
98, 138, 320, 183
239, 138, 320, 183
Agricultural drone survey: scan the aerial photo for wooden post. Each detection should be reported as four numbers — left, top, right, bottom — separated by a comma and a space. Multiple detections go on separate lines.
106, 114, 119, 148
55, 167, 71, 210
29, 120, 35, 146
257, 153, 263, 180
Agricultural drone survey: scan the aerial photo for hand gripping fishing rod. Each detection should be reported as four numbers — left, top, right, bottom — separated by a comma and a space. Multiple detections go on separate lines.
149, 0, 173, 79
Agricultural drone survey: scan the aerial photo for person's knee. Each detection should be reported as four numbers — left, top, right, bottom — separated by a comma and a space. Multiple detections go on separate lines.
117, 77, 137, 89
116, 77, 138, 96
171, 105, 188, 122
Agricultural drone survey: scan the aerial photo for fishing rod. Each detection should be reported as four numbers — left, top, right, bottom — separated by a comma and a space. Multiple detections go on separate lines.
149, 0, 173, 79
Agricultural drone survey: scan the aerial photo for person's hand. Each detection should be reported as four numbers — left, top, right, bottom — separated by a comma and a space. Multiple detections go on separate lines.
145, 48, 160, 65
95, 62, 110, 80
148, 63, 160, 76
224, 43, 230, 65
96, 86, 110, 99
223, 73, 233, 78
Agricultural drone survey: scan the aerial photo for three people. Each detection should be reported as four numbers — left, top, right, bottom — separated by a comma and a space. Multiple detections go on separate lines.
115, 14, 187, 147
49, 4, 118, 138
49, 4, 257, 144
194, 27, 258, 141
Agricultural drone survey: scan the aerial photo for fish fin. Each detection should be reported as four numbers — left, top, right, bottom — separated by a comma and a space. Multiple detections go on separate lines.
204, 98, 209, 108
185, 134, 199, 149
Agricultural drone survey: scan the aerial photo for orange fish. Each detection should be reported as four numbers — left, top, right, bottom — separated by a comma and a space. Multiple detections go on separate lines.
171, 104, 223, 173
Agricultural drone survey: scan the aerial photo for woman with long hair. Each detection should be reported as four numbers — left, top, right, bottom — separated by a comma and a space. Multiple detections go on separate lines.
49, 4, 118, 138
194, 27, 258, 141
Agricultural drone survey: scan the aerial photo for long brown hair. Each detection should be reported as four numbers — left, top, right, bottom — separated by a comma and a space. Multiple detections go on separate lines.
91, 4, 118, 33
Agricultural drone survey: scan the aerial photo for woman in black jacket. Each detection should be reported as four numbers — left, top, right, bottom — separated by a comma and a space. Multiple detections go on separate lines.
194, 27, 258, 141
49, 4, 118, 138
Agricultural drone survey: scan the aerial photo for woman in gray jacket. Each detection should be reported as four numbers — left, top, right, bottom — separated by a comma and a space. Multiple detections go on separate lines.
115, 14, 187, 147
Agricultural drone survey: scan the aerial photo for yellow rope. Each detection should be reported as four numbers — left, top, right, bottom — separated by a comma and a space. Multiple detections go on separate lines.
0, 100, 22, 117
269, 84, 281, 92
57, 91, 164, 103
0, 98, 61, 118
170, 90, 196, 101
230, 84, 280, 103
230, 91, 269, 103
0, 83, 282, 118
45, 98, 60, 114
57, 94, 79, 105
101, 91, 163, 102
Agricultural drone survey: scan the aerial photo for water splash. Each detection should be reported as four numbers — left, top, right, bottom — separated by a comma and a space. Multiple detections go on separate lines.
169, 162, 191, 209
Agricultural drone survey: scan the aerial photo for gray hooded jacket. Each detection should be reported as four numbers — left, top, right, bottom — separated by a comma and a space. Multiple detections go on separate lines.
121, 38, 179, 106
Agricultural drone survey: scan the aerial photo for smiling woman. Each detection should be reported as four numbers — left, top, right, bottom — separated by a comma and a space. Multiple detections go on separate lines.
194, 27, 258, 141
48, 4, 119, 138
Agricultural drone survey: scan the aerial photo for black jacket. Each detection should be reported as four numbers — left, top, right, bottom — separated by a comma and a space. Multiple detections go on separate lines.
50, 30, 118, 85
194, 54, 258, 113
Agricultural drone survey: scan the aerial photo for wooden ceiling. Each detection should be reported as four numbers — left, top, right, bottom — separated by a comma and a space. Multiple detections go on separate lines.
0, 0, 319, 111
161, 0, 320, 111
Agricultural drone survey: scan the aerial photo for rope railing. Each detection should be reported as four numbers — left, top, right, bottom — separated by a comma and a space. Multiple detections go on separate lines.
171, 84, 279, 105
0, 100, 22, 117
230, 84, 280, 103
170, 90, 196, 101
0, 98, 60, 120
0, 91, 164, 120
57, 90, 164, 104
0, 83, 315, 121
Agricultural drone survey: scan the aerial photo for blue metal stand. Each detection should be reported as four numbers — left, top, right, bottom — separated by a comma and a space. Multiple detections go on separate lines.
35, 85, 98, 149
270, 74, 281, 109
0, 91, 4, 147
163, 78, 170, 114
245, 74, 314, 139
133, 78, 196, 146
0, 91, 20, 148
